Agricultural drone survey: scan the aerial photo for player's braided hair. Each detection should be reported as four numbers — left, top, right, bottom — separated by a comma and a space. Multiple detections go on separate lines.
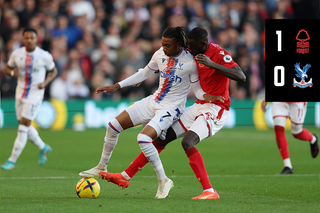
162, 26, 188, 50
188, 27, 208, 41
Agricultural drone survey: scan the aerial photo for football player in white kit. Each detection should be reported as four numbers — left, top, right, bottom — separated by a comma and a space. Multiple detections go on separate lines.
79, 26, 221, 199
1, 28, 57, 170
261, 101, 319, 174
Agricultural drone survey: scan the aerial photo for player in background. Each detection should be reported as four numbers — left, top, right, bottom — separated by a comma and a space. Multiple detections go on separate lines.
1, 28, 58, 170
99, 27, 246, 200
79, 26, 221, 199
261, 52, 318, 174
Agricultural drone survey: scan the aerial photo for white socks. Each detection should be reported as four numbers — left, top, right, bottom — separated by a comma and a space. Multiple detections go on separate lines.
99, 119, 123, 168
138, 133, 166, 180
8, 124, 29, 163
28, 125, 45, 150
283, 158, 292, 169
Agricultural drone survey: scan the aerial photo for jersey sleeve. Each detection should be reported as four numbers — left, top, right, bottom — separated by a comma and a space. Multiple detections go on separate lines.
44, 51, 55, 71
215, 49, 238, 69
189, 59, 200, 83
7, 50, 17, 68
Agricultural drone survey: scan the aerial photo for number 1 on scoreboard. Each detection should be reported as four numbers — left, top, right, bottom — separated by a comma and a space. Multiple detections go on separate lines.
276, 30, 282, 52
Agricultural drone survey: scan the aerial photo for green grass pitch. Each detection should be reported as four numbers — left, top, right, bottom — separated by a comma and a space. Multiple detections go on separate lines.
0, 127, 319, 213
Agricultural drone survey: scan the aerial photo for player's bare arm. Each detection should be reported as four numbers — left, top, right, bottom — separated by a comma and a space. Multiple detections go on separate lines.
261, 98, 267, 113
38, 66, 58, 89
195, 54, 246, 82
4, 64, 19, 77
96, 83, 121, 94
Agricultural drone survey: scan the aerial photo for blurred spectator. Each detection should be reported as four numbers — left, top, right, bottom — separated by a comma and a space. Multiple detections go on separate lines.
18, 0, 37, 28
50, 70, 69, 101
116, 42, 146, 72
52, 15, 82, 48
75, 40, 92, 83
69, 0, 96, 23
91, 40, 117, 64
103, 23, 121, 49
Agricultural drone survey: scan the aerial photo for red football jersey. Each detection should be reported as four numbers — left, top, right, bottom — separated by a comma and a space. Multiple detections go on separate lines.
195, 43, 238, 110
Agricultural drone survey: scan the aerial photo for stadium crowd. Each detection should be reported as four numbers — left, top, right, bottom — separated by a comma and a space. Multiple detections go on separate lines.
0, 0, 317, 101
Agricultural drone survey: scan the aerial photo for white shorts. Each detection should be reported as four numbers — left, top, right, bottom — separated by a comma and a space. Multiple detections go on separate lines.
172, 103, 229, 141
272, 102, 307, 125
15, 99, 42, 121
125, 95, 182, 137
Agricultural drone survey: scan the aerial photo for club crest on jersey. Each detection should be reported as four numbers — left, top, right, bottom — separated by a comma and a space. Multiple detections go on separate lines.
162, 58, 166, 63
293, 63, 313, 88
223, 55, 232, 63
178, 63, 183, 69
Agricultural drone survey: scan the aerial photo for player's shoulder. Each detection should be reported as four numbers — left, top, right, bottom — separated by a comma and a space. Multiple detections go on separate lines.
35, 47, 52, 56
208, 43, 228, 54
10, 47, 25, 56
153, 47, 164, 56
35, 47, 53, 59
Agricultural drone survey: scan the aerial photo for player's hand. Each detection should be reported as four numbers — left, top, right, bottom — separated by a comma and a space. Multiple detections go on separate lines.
203, 94, 225, 103
10, 67, 19, 77
261, 99, 267, 112
38, 83, 45, 89
195, 54, 212, 67
96, 83, 120, 94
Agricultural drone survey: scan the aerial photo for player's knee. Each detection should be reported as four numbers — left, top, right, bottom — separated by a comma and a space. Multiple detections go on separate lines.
181, 131, 199, 151
291, 124, 302, 136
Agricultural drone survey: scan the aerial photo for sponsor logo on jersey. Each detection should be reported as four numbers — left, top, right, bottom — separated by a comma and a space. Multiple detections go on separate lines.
293, 63, 313, 88
155, 57, 179, 103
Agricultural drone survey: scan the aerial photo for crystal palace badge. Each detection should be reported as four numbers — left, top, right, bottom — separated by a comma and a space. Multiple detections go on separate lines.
293, 63, 313, 88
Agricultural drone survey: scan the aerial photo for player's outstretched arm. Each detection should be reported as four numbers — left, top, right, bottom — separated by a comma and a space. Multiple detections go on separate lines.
195, 54, 246, 82
96, 83, 120, 94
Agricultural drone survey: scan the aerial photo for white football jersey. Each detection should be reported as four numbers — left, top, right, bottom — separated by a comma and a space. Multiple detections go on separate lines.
146, 47, 199, 111
7, 46, 55, 102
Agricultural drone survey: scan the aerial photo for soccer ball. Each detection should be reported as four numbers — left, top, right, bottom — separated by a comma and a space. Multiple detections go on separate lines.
76, 178, 100, 198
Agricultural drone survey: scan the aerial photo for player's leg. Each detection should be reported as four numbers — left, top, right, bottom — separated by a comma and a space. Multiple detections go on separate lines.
290, 103, 319, 158
183, 104, 227, 199
79, 110, 132, 177
2, 100, 30, 170
272, 102, 293, 174
28, 125, 52, 165
184, 120, 218, 199
124, 127, 177, 178
138, 109, 180, 199
22, 101, 52, 165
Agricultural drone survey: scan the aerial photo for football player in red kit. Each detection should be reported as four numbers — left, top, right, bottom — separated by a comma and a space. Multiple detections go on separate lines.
99, 27, 246, 199
261, 52, 318, 174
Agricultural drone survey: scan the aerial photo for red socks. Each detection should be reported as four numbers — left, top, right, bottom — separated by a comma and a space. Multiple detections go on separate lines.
293, 128, 313, 142
185, 147, 212, 191
124, 140, 165, 178
274, 125, 290, 160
